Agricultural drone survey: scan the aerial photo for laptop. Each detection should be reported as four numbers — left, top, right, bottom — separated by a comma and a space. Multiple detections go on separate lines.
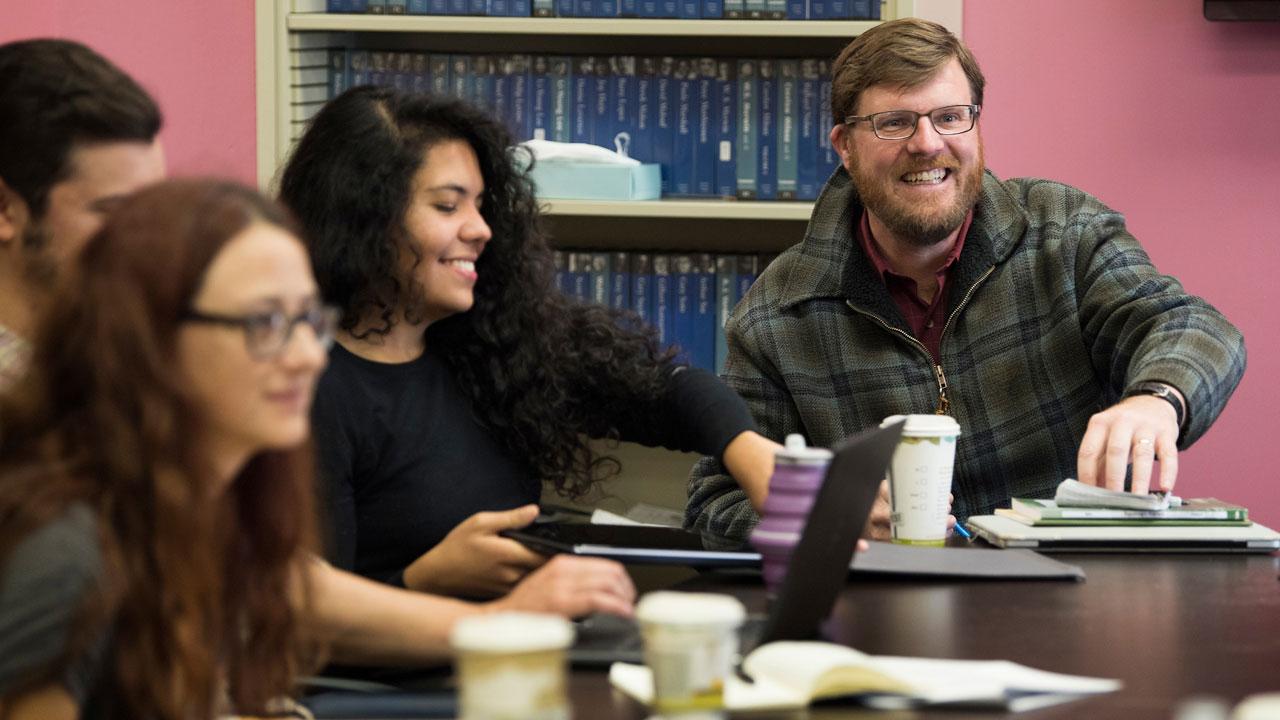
568, 420, 905, 666
968, 513, 1280, 553
500, 523, 761, 567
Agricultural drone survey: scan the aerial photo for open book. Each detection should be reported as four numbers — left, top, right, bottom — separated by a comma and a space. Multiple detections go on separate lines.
609, 641, 1120, 713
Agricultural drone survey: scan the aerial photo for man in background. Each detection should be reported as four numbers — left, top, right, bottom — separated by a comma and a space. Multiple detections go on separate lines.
0, 39, 166, 392
687, 18, 1246, 539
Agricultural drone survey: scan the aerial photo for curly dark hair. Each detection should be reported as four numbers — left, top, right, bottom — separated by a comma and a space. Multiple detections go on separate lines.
0, 180, 319, 719
280, 86, 676, 497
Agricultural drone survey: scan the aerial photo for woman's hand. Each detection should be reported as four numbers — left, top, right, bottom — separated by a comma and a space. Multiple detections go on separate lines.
721, 430, 782, 513
490, 554, 636, 618
403, 504, 548, 598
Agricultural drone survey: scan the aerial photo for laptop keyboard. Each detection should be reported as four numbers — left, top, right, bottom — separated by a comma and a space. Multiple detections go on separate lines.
570, 613, 767, 667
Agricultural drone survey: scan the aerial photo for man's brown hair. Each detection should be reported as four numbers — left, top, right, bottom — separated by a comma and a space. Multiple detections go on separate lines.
830, 17, 985, 126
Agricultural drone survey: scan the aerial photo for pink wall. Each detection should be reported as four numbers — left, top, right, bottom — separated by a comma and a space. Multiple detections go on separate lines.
965, 0, 1280, 527
5, 1, 1279, 524
0, 0, 258, 183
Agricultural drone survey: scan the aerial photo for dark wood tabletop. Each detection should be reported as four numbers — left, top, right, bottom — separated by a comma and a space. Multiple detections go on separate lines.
570, 549, 1280, 720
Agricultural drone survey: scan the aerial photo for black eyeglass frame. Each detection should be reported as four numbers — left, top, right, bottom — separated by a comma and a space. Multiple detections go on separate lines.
843, 104, 981, 141
182, 305, 339, 360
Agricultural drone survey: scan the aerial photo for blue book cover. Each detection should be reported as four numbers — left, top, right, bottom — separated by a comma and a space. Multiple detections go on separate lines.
407, 0, 430, 12
735, 59, 758, 200
327, 0, 345, 12
694, 58, 716, 197
531, 56, 552, 140
621, 0, 639, 16
352, 0, 369, 10
599, 0, 619, 17
471, 55, 495, 113
797, 59, 820, 200
818, 59, 838, 182
756, 59, 777, 200
569, 252, 590, 303
849, 0, 870, 17
368, 51, 390, 87
592, 57, 611, 147
329, 49, 348, 100
511, 0, 531, 14
633, 57, 656, 164
870, 0, 879, 18
609, 251, 630, 311
554, 251, 569, 297
714, 59, 736, 198
450, 55, 470, 100
630, 252, 654, 329
550, 57, 573, 142
556, 0, 575, 16
430, 54, 450, 96
654, 57, 676, 195
745, 0, 766, 19
670, 254, 695, 364
723, 0, 744, 17
368, 0, 386, 11
680, 0, 700, 19
448, 0, 467, 15
427, 0, 448, 13
713, 255, 734, 374
691, 253, 716, 371
808, 0, 826, 18
786, 0, 805, 18
469, 0, 486, 15
702, 0, 723, 17
671, 58, 695, 197
571, 56, 594, 145
652, 254, 672, 350
587, 252, 610, 306
410, 52, 431, 94
776, 60, 799, 200
828, 0, 847, 19
533, 0, 554, 16
638, 0, 661, 19
387, 0, 408, 11
765, 0, 785, 18
392, 52, 415, 92
349, 50, 370, 86
660, 0, 679, 19
509, 56, 531, 140
609, 56, 637, 159
576, 0, 596, 18
489, 0, 512, 15
492, 55, 513, 133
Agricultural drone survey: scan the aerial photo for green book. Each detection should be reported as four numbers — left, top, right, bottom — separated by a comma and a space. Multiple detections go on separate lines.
1009, 497, 1248, 524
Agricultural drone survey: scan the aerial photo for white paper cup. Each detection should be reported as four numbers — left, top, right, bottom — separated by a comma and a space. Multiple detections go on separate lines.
450, 612, 574, 720
881, 414, 961, 546
636, 591, 745, 714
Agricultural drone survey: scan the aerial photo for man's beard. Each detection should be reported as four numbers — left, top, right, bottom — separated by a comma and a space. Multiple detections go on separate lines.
850, 143, 984, 248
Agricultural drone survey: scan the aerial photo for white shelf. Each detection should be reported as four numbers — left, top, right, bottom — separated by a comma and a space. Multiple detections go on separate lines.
540, 198, 813, 220
288, 14, 884, 36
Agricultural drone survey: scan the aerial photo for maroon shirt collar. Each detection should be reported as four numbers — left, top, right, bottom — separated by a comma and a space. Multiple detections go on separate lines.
857, 209, 972, 287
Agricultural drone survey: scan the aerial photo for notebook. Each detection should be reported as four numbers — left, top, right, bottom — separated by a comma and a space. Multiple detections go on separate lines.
500, 523, 761, 567
968, 514, 1280, 553
569, 420, 905, 666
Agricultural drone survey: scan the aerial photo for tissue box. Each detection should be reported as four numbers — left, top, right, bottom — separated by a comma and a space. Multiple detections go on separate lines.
528, 161, 661, 201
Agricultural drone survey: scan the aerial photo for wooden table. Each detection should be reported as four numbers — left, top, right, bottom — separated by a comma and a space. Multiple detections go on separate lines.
569, 550, 1280, 719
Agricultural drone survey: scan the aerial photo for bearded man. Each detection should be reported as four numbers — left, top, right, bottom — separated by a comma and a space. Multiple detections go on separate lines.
686, 18, 1246, 540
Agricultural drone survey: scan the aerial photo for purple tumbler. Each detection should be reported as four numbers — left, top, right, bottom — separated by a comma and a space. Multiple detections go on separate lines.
749, 434, 833, 593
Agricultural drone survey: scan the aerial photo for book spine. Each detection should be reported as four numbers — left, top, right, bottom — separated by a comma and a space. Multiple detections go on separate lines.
745, 0, 765, 20
387, 0, 408, 12
531, 56, 552, 141
472, 55, 495, 113
368, 0, 387, 11
511, 0, 531, 15
660, 0, 679, 19
430, 54, 450, 96
329, 49, 348, 99
828, 0, 848, 19
818, 59, 837, 182
671, 254, 694, 365
577, 0, 596, 19
654, 57, 675, 195
735, 254, 757, 309
426, 0, 448, 14
672, 58, 695, 197
572, 56, 594, 144
448, 0, 467, 15
450, 55, 470, 102
849, 0, 870, 17
714, 254, 735, 374
1044, 507, 1247, 521
756, 59, 776, 201
599, 0, 619, 17
550, 57, 572, 142
808, 0, 826, 18
492, 54, 512, 131
469, 0, 487, 15
392, 52, 414, 92
589, 252, 610, 306
554, 250, 569, 296
621, 0, 639, 16
694, 58, 716, 197
776, 59, 799, 200
489, 0, 511, 15
368, 50, 389, 87
652, 254, 672, 349
797, 58, 820, 200
785, 0, 806, 19
534, 0, 554, 16
631, 252, 654, 328
764, 0, 786, 19
609, 251, 630, 310
638, 0, 661, 18
610, 56, 637, 158
735, 59, 757, 200
510, 55, 531, 140
680, 0, 700, 19
633, 57, 655, 163
714, 59, 737, 198
348, 50, 370, 87
692, 253, 717, 371
723, 0, 744, 18
702, 0, 723, 17
570, 252, 591, 303
556, 0, 575, 16
410, 52, 431, 94
592, 56, 612, 147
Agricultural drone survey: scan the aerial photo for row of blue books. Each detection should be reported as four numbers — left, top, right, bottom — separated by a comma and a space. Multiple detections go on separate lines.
554, 250, 776, 373
329, 50, 841, 200
325, 0, 880, 19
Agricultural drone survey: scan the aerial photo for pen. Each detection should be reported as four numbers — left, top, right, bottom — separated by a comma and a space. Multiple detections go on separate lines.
954, 522, 974, 542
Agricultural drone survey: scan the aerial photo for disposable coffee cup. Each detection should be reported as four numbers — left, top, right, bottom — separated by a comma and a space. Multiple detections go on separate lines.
880, 414, 960, 546
450, 612, 574, 720
636, 591, 745, 714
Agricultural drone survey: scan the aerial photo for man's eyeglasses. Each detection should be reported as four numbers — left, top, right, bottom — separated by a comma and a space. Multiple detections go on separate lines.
844, 104, 980, 141
184, 306, 339, 360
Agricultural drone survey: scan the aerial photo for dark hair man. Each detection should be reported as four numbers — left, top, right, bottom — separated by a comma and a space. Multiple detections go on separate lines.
687, 18, 1246, 539
0, 38, 166, 391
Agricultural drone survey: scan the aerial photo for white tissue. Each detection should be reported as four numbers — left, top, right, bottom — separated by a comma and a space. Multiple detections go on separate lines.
518, 139, 641, 166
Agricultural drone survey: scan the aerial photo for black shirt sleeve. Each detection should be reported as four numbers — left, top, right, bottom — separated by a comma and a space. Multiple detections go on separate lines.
0, 504, 106, 706
311, 367, 361, 572
609, 365, 757, 460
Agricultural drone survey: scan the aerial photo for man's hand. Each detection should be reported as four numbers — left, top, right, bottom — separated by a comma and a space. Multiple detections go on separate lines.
490, 555, 636, 618
1077, 395, 1179, 495
863, 480, 956, 540
403, 504, 548, 598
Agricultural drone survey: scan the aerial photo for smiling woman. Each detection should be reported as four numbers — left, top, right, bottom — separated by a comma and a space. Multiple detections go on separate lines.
279, 87, 777, 606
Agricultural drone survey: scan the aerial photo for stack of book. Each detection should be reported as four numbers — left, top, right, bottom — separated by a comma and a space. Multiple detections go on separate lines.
998, 480, 1249, 528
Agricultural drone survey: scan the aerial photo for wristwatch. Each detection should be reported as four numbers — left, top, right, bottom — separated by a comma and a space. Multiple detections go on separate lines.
1123, 381, 1185, 430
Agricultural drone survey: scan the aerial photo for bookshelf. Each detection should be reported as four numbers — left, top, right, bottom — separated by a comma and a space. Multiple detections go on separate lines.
254, 0, 962, 511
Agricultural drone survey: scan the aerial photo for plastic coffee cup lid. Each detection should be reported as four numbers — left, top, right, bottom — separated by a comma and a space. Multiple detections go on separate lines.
774, 433, 834, 465
450, 612, 575, 653
881, 414, 961, 437
636, 591, 746, 627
